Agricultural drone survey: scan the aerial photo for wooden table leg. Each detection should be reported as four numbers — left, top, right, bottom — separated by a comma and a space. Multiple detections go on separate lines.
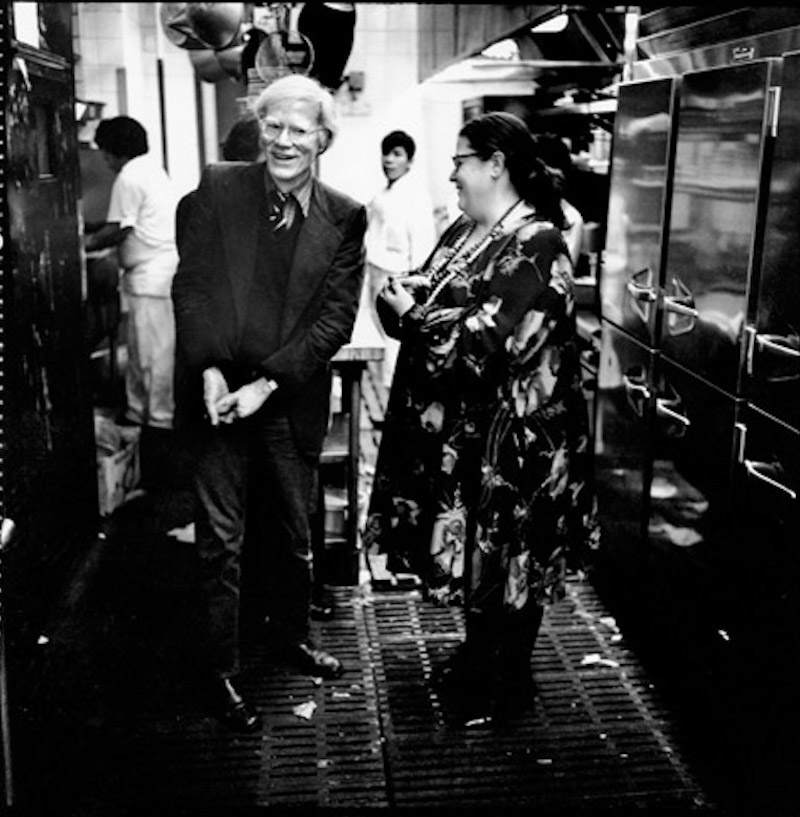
346, 364, 363, 580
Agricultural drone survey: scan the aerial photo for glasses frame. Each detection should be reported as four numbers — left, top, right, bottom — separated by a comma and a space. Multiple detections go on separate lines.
260, 119, 326, 145
451, 152, 480, 170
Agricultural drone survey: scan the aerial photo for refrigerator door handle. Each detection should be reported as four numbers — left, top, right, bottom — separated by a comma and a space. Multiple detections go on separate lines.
745, 325, 757, 375
626, 268, 658, 302
626, 268, 657, 325
622, 374, 651, 398
622, 369, 651, 418
756, 333, 800, 360
743, 460, 798, 501
655, 396, 690, 428
745, 325, 800, 377
663, 277, 698, 336
663, 295, 699, 318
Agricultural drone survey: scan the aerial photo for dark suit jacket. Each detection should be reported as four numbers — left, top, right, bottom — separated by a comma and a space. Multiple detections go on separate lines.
171, 161, 367, 457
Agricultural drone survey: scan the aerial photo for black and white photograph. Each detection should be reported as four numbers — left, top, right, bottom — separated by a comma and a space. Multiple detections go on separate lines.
2, 3, 799, 814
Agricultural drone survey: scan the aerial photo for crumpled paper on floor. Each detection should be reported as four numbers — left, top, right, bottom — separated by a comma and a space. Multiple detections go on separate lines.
293, 701, 317, 720
581, 653, 620, 668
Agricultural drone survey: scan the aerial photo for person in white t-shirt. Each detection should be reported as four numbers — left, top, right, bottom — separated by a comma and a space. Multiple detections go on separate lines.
86, 116, 180, 430
365, 130, 436, 386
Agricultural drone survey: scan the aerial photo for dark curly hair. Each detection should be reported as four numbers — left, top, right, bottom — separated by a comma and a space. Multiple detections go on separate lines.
94, 116, 148, 159
221, 114, 263, 162
459, 112, 565, 229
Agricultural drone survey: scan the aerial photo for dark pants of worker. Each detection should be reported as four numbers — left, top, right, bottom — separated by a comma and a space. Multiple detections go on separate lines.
192, 413, 317, 679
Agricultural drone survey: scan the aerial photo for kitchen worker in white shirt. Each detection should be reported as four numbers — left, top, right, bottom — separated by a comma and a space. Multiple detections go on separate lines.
365, 130, 436, 387
86, 116, 180, 430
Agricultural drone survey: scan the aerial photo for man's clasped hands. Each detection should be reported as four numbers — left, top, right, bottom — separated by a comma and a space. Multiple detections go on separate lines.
203, 366, 279, 426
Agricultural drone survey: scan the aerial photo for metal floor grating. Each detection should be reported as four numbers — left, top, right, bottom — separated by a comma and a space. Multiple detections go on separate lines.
108, 590, 390, 811
363, 578, 708, 811
21, 576, 712, 812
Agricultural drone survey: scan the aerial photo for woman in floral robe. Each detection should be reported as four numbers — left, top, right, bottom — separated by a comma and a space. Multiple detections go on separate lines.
364, 112, 599, 722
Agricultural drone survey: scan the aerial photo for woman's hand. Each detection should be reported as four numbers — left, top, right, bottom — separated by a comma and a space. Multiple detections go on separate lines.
394, 274, 429, 291
379, 276, 415, 317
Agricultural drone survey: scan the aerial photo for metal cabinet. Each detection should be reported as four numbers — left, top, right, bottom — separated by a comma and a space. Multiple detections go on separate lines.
726, 405, 800, 675
595, 56, 799, 652
744, 51, 800, 431
594, 323, 655, 583
658, 60, 776, 394
4, 6, 97, 637
601, 76, 677, 346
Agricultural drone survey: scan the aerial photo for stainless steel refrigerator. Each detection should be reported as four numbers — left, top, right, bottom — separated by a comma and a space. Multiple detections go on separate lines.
594, 50, 800, 805
595, 54, 799, 665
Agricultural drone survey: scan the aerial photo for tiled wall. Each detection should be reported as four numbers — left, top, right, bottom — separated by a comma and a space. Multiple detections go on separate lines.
321, 3, 534, 225
320, 3, 425, 206
72, 1, 217, 198
70, 2, 530, 216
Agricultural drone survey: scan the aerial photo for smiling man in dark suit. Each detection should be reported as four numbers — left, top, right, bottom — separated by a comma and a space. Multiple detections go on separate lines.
172, 74, 366, 732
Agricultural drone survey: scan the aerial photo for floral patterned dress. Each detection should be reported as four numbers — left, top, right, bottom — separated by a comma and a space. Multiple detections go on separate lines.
363, 210, 599, 617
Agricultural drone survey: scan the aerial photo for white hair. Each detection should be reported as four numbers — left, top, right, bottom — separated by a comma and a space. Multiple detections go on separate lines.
250, 74, 338, 148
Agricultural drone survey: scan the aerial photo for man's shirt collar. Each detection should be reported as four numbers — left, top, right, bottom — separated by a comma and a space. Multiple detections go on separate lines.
264, 168, 313, 217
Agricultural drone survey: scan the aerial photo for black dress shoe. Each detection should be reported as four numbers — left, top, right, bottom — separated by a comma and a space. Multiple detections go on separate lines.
214, 678, 262, 733
286, 642, 344, 679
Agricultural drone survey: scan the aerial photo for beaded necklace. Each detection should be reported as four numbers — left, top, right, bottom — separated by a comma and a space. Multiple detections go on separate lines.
424, 198, 524, 306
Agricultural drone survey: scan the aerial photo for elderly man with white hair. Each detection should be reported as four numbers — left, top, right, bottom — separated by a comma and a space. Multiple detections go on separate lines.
172, 75, 366, 731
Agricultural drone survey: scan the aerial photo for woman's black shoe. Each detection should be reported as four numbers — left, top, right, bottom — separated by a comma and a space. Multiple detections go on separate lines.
432, 647, 537, 726
490, 674, 537, 724
430, 643, 474, 693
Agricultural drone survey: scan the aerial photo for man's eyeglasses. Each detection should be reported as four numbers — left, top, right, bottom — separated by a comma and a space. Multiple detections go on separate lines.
260, 120, 325, 144
451, 152, 479, 170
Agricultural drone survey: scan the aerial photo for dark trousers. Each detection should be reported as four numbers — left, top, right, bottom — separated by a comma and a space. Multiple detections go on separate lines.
192, 413, 317, 678
466, 603, 544, 673
241, 449, 327, 625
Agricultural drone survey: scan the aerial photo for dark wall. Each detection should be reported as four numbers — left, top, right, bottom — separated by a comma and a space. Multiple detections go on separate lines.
5, 3, 98, 636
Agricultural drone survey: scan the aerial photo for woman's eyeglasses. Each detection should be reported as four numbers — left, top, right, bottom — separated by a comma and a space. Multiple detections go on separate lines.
260, 120, 325, 144
451, 152, 479, 169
